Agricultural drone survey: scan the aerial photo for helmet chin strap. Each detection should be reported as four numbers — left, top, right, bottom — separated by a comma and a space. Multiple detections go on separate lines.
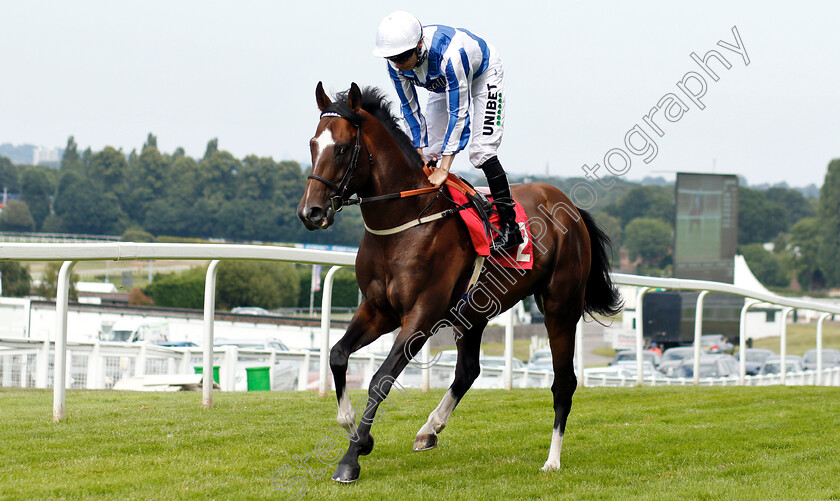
415, 38, 427, 66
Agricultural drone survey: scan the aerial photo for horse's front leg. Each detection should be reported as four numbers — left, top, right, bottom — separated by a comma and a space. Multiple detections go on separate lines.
331, 320, 434, 483
413, 322, 485, 451
330, 299, 398, 440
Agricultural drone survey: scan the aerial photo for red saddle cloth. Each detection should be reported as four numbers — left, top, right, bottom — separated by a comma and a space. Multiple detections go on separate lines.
447, 186, 534, 270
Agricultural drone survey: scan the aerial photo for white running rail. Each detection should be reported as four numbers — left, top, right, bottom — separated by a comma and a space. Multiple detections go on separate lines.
2, 243, 839, 421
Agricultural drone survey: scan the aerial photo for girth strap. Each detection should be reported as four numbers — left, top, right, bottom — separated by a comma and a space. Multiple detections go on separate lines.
363, 209, 454, 236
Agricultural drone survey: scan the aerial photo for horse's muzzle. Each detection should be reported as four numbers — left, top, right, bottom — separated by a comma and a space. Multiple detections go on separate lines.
298, 205, 334, 231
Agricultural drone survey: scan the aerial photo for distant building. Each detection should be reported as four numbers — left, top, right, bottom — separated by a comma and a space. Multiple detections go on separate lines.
33, 146, 61, 165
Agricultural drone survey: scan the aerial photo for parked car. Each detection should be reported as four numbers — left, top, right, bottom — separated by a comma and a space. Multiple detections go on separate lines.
614, 360, 660, 376
700, 334, 735, 354
479, 355, 525, 370
802, 349, 840, 371
583, 366, 637, 385
759, 355, 804, 375
155, 341, 199, 348
736, 348, 776, 375
670, 354, 739, 379
476, 355, 526, 388
610, 350, 662, 368
433, 349, 459, 368
659, 346, 703, 376
231, 306, 275, 316
214, 338, 289, 351
527, 349, 554, 372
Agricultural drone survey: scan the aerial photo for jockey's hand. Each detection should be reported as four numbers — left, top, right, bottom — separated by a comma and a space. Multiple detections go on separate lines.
427, 155, 451, 186
428, 168, 448, 187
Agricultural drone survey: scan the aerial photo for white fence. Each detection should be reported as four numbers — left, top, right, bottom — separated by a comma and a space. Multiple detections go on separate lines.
0, 336, 555, 392
1, 242, 839, 422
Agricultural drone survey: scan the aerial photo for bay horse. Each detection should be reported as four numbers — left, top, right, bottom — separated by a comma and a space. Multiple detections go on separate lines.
297, 82, 622, 483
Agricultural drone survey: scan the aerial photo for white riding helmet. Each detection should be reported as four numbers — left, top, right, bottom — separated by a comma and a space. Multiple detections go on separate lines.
372, 11, 423, 58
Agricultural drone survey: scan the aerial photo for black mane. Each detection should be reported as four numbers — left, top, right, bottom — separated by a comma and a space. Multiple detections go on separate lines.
326, 86, 423, 167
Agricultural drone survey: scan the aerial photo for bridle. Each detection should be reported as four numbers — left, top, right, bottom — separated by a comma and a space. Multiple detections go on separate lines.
306, 109, 472, 236
306, 111, 373, 215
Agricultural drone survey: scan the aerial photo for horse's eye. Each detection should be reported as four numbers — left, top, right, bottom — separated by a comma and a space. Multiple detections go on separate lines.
337, 146, 348, 156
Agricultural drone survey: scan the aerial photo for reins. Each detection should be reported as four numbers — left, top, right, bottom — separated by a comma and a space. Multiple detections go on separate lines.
308, 110, 478, 236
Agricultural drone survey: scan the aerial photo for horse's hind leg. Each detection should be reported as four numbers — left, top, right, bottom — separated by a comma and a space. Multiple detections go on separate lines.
413, 323, 484, 451
540, 294, 584, 472
330, 299, 398, 440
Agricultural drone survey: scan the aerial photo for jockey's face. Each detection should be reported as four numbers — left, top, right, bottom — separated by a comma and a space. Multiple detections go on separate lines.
389, 42, 422, 71
394, 52, 417, 71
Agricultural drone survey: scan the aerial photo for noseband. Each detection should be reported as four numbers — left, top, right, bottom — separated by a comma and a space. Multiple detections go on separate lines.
307, 111, 373, 214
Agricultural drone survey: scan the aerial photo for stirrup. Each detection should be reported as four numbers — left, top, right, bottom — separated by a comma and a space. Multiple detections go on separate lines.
491, 229, 524, 252
490, 201, 523, 252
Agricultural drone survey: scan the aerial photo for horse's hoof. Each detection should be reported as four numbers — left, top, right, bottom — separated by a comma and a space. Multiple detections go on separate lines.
332, 463, 361, 483
413, 433, 438, 451
540, 459, 561, 472
359, 433, 374, 456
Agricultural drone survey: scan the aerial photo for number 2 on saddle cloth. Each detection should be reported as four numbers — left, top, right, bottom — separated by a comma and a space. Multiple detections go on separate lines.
425, 165, 534, 271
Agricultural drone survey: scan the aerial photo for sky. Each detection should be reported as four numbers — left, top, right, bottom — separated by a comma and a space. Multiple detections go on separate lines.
1, 0, 839, 187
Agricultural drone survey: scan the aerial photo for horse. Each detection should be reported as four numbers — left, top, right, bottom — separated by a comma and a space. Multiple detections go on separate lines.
297, 82, 622, 483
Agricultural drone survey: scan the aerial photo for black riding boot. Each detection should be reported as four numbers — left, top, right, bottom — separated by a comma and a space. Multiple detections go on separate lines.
480, 156, 524, 251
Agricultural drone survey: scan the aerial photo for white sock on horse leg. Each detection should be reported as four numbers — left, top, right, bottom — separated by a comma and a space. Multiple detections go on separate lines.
418, 389, 458, 435
541, 427, 564, 472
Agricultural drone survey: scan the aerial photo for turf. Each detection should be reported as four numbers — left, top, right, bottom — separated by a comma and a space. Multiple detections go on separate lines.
1, 386, 839, 500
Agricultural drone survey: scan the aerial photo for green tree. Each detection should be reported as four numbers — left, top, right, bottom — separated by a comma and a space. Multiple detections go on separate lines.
144, 266, 206, 309
143, 132, 157, 151
789, 217, 820, 289
35, 262, 79, 301
764, 187, 815, 228
203, 138, 218, 161
0, 200, 35, 232
125, 146, 169, 222
20, 166, 54, 230
624, 217, 672, 269
89, 146, 128, 192
594, 212, 622, 260
60, 136, 82, 172
54, 171, 124, 234
817, 159, 840, 286
297, 266, 359, 308
604, 185, 674, 229
200, 150, 239, 201
216, 260, 301, 310
0, 261, 32, 297
0, 156, 20, 193
740, 243, 789, 288
121, 227, 155, 242
737, 187, 787, 245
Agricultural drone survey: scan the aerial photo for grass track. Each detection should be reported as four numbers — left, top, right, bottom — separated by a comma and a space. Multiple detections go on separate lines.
2, 387, 839, 500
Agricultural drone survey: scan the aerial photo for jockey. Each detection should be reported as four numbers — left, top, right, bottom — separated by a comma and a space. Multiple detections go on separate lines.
373, 11, 524, 251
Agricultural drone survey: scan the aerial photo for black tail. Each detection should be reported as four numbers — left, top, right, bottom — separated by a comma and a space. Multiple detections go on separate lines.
579, 208, 623, 317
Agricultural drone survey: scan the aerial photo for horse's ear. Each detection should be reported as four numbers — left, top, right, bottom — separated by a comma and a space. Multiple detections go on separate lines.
348, 82, 362, 113
316, 81, 331, 111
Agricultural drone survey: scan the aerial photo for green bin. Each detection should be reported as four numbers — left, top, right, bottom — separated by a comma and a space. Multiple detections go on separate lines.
246, 367, 271, 391
194, 365, 220, 384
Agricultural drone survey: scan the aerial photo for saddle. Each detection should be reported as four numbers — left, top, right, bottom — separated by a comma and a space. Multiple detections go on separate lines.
422, 165, 493, 228
423, 165, 533, 271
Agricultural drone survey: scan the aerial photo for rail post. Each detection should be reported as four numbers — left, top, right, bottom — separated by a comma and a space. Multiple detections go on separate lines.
693, 290, 710, 385
53, 260, 77, 422
738, 299, 759, 385
319, 266, 342, 397
575, 316, 584, 387
202, 259, 220, 408
634, 287, 650, 386
504, 308, 515, 390
816, 312, 830, 385
780, 307, 793, 386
